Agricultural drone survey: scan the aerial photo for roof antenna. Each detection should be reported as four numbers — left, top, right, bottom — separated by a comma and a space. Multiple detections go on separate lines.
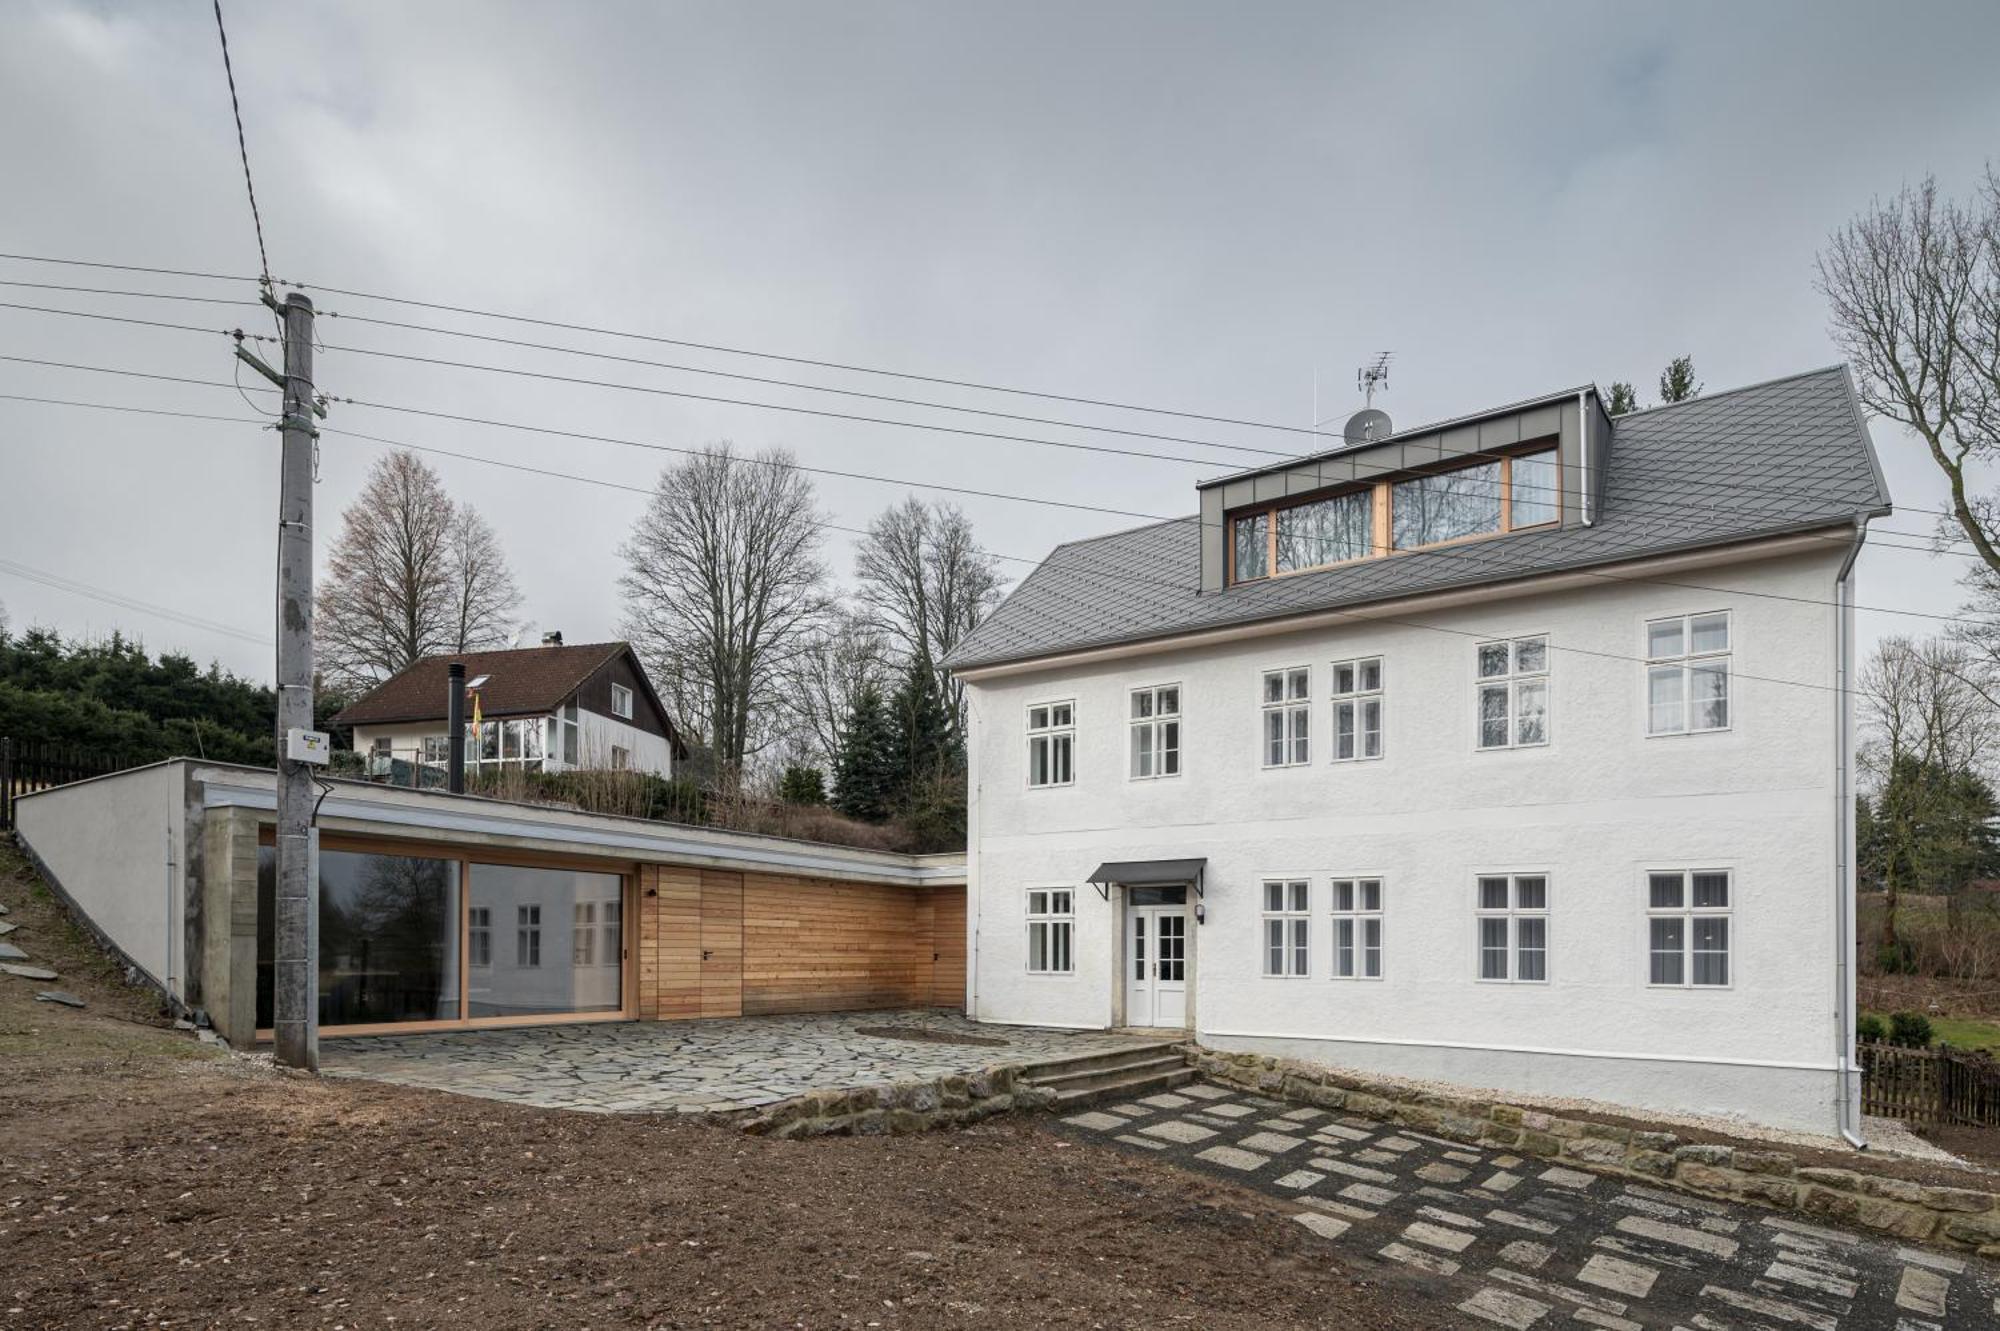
1312, 351, 1395, 449
1358, 351, 1393, 409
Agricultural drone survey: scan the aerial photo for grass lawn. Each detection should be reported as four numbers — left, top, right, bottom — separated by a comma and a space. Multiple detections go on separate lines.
1863, 1009, 2000, 1053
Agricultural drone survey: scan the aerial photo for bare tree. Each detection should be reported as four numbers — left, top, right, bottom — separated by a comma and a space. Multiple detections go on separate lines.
444, 507, 523, 654
1860, 635, 1997, 785
853, 498, 1007, 728
1818, 170, 2000, 575
783, 609, 891, 771
619, 444, 828, 790
1860, 634, 2000, 950
317, 452, 522, 691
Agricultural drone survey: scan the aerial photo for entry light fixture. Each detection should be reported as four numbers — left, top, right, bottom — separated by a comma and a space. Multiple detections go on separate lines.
1194, 903, 1207, 925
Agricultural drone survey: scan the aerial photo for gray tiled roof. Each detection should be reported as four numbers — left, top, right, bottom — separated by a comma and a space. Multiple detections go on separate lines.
945, 367, 1890, 671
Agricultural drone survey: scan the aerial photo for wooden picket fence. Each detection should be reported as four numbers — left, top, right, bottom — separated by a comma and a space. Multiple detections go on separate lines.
1859, 1039, 2000, 1128
0, 738, 130, 830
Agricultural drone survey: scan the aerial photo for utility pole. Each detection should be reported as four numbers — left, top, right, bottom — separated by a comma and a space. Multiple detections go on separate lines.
265, 292, 320, 1069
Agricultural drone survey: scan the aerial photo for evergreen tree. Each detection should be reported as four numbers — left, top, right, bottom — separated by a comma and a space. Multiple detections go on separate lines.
831, 684, 899, 822
1657, 355, 1702, 404
778, 764, 827, 806
889, 657, 956, 805
1606, 381, 1639, 416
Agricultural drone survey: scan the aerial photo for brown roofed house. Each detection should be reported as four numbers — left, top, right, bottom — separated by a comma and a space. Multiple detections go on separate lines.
332, 635, 686, 782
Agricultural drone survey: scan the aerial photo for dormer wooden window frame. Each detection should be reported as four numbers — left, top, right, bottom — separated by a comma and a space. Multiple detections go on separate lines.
1225, 439, 1563, 587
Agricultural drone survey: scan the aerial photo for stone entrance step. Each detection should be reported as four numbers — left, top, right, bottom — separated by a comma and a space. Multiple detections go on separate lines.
1018, 1042, 1191, 1109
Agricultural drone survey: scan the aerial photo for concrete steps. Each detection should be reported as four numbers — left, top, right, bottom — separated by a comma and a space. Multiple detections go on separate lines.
1018, 1042, 1191, 1109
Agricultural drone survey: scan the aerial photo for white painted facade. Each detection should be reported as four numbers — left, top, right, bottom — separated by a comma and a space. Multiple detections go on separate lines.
961, 539, 1862, 1134
350, 705, 674, 781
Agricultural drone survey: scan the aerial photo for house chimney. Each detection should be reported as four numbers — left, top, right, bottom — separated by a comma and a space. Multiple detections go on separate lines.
447, 662, 466, 794
541, 630, 563, 647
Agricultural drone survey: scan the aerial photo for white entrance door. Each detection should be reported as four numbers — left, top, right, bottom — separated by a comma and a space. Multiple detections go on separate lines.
1125, 906, 1187, 1028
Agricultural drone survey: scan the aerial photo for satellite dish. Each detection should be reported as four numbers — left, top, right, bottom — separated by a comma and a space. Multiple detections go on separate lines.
1344, 408, 1392, 445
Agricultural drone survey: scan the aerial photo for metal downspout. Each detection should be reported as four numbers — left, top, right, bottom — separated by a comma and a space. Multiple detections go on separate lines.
1834, 523, 1866, 1149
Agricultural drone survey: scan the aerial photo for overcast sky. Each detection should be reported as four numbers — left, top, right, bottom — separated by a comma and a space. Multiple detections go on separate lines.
2, 0, 1996, 684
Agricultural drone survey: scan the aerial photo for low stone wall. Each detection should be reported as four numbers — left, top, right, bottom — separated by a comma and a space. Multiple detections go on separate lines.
1191, 1046, 2000, 1255
738, 1065, 1055, 1139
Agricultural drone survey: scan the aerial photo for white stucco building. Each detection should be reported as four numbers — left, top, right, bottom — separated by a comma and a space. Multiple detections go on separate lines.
334, 638, 685, 785
945, 369, 1890, 1136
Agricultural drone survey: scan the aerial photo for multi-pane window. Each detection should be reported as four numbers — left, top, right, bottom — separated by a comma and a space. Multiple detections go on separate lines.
610, 683, 634, 719
516, 904, 542, 968
1647, 870, 1731, 987
1646, 612, 1731, 736
573, 902, 596, 966
1262, 879, 1310, 977
560, 701, 580, 767
1394, 462, 1502, 549
1027, 701, 1076, 787
1130, 685, 1182, 780
1509, 448, 1560, 529
1234, 510, 1271, 581
1276, 490, 1373, 571
1262, 667, 1311, 767
1476, 636, 1550, 750
468, 906, 492, 968
1476, 874, 1549, 982
1026, 888, 1074, 974
1331, 878, 1384, 979
1331, 657, 1385, 761
611, 745, 631, 771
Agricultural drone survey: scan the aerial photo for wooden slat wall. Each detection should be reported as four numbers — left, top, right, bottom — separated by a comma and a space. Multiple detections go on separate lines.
741, 874, 921, 1015
637, 865, 702, 1020
633, 873, 967, 1020
699, 869, 745, 1017
930, 887, 967, 1010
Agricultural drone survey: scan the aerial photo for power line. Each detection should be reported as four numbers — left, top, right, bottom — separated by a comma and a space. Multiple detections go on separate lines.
0, 277, 265, 309
3, 389, 1992, 642
2, 296, 1980, 542
0, 352, 1982, 574
209, 0, 273, 295
0, 554, 270, 646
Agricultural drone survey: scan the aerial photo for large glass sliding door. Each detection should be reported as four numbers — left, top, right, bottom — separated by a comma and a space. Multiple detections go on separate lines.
257, 840, 629, 1033
466, 863, 625, 1018
256, 847, 461, 1029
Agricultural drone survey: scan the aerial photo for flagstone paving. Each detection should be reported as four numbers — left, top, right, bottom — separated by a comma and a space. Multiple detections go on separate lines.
1049, 1082, 2000, 1329
320, 1010, 1149, 1113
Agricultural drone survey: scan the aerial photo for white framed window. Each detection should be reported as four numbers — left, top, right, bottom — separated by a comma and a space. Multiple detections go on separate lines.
1646, 612, 1730, 736
611, 744, 631, 771
1026, 701, 1075, 788
1026, 887, 1075, 974
573, 901, 596, 966
1476, 635, 1550, 750
1331, 657, 1384, 762
517, 904, 542, 968
1262, 879, 1310, 977
1475, 874, 1548, 982
610, 682, 634, 719
1647, 870, 1731, 987
1331, 877, 1384, 979
1262, 667, 1311, 767
1129, 684, 1182, 780
468, 906, 492, 968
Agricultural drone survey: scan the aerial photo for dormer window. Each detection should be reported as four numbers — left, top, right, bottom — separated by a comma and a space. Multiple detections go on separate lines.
1226, 445, 1560, 586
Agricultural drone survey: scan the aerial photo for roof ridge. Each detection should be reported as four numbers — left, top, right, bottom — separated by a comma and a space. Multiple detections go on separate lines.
1615, 365, 1848, 421
1048, 514, 1197, 555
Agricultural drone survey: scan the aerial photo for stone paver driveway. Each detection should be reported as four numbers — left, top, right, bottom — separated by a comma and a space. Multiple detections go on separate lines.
1052, 1081, 2000, 1330
321, 1010, 1147, 1113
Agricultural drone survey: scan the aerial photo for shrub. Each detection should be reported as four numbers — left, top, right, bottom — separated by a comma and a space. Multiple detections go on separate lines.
1874, 939, 1917, 974
1889, 1011, 1934, 1048
1856, 1013, 1886, 1043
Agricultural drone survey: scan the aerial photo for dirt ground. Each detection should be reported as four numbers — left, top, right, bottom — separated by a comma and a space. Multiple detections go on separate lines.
0, 850, 1460, 1331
